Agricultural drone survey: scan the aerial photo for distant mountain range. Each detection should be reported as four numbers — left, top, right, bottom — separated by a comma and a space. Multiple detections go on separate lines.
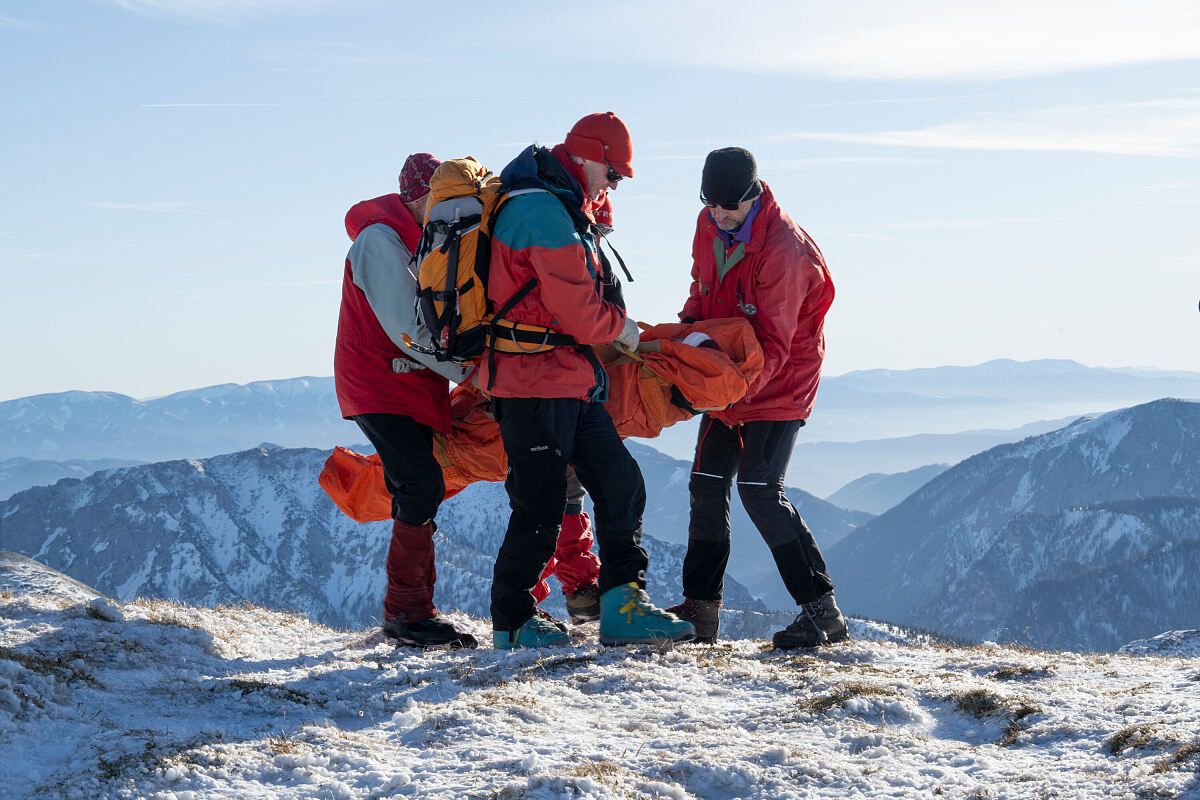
0, 457, 143, 501
828, 398, 1200, 651
0, 444, 788, 637
0, 377, 351, 463
825, 463, 950, 514
4, 359, 1198, 478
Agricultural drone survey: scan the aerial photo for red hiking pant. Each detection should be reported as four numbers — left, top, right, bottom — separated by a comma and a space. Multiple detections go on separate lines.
532, 512, 600, 603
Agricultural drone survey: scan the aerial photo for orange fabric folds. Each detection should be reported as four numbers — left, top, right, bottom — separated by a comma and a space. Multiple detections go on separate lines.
435, 384, 507, 498
318, 318, 763, 522
317, 446, 392, 524
604, 318, 764, 438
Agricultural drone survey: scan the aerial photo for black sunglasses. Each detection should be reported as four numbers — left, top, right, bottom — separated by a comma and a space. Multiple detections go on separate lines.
701, 179, 758, 211
604, 160, 625, 183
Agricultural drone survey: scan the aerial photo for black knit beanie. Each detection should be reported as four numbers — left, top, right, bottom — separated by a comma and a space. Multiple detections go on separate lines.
701, 147, 761, 205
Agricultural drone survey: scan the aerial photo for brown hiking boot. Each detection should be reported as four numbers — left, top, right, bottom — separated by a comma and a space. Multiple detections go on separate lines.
665, 598, 721, 643
565, 583, 601, 624
772, 591, 849, 649
806, 591, 849, 644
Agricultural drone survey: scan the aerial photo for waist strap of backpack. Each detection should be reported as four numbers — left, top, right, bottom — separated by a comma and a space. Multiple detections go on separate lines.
486, 278, 572, 390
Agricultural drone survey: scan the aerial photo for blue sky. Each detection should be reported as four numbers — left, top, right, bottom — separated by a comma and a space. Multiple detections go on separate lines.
1, 0, 1198, 401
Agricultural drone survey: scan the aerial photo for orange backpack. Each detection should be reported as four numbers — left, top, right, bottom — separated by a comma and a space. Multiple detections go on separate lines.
411, 157, 572, 365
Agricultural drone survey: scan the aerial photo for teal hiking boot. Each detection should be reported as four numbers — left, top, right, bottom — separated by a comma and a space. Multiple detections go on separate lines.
492, 615, 570, 649
598, 583, 696, 645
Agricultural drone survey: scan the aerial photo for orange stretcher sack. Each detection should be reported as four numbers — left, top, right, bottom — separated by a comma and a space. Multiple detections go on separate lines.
435, 383, 506, 498
318, 385, 505, 523
317, 446, 392, 524
603, 317, 764, 439
319, 318, 763, 522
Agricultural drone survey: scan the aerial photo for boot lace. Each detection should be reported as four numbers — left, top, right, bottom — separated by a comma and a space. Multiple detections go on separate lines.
618, 586, 672, 624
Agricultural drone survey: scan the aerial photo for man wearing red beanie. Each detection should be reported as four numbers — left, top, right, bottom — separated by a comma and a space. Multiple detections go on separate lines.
335, 152, 477, 649
481, 113, 695, 648
667, 147, 847, 649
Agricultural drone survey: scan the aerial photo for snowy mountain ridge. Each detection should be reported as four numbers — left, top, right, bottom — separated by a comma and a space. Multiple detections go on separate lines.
830, 398, 1200, 651
0, 445, 777, 636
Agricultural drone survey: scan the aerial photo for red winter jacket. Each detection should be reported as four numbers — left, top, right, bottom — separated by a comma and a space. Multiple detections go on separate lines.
680, 182, 834, 423
334, 194, 451, 432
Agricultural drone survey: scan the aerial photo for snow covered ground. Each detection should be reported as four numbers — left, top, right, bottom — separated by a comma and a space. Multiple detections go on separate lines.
2, 582, 1199, 799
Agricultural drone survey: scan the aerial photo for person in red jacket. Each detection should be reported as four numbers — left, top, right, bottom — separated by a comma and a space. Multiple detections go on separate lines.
666, 147, 849, 649
482, 112, 694, 648
334, 153, 477, 649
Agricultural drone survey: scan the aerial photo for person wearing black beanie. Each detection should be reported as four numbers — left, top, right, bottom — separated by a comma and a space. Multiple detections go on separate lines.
667, 147, 848, 649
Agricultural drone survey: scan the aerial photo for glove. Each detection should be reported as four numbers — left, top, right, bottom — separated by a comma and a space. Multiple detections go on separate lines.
613, 316, 640, 352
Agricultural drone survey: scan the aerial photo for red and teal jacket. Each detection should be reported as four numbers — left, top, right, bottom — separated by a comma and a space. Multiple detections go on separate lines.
475, 144, 628, 401
680, 181, 834, 423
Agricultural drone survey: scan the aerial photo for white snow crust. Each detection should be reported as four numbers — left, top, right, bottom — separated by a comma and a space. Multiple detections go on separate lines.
2, 588, 1198, 799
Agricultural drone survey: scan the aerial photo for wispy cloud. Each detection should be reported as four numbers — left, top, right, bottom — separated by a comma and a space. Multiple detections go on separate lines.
85, 201, 233, 215
793, 93, 1034, 110
262, 279, 340, 288
254, 41, 423, 68
112, 1, 337, 23
880, 216, 1091, 230
545, 0, 1200, 81
0, 14, 40, 29
774, 156, 933, 168
774, 98, 1200, 158
820, 232, 898, 241
139, 103, 312, 108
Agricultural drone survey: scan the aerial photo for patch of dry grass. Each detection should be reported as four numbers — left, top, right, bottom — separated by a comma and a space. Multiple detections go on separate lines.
998, 703, 1042, 747
1150, 740, 1200, 775
989, 665, 1054, 681
1105, 724, 1158, 755
0, 645, 102, 688
955, 688, 1006, 718
265, 734, 303, 755
569, 758, 622, 780
221, 678, 313, 705
127, 598, 208, 631
798, 681, 898, 714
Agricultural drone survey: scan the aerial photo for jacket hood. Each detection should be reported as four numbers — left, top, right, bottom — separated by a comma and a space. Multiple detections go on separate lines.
500, 144, 594, 231
344, 193, 416, 242
501, 145, 586, 206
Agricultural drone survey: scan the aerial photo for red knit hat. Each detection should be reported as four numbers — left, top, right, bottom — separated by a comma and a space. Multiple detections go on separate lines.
564, 112, 633, 178
397, 153, 442, 202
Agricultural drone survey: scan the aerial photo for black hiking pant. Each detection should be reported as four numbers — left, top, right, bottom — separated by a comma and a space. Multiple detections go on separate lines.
353, 413, 444, 526
490, 397, 647, 631
685, 415, 834, 606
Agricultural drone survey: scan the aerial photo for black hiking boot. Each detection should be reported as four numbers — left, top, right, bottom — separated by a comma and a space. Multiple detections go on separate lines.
772, 591, 849, 649
565, 583, 601, 624
382, 614, 478, 649
535, 606, 569, 634
665, 598, 721, 643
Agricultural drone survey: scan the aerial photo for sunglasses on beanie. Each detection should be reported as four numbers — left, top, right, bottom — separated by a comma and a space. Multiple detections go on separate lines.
700, 179, 758, 211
